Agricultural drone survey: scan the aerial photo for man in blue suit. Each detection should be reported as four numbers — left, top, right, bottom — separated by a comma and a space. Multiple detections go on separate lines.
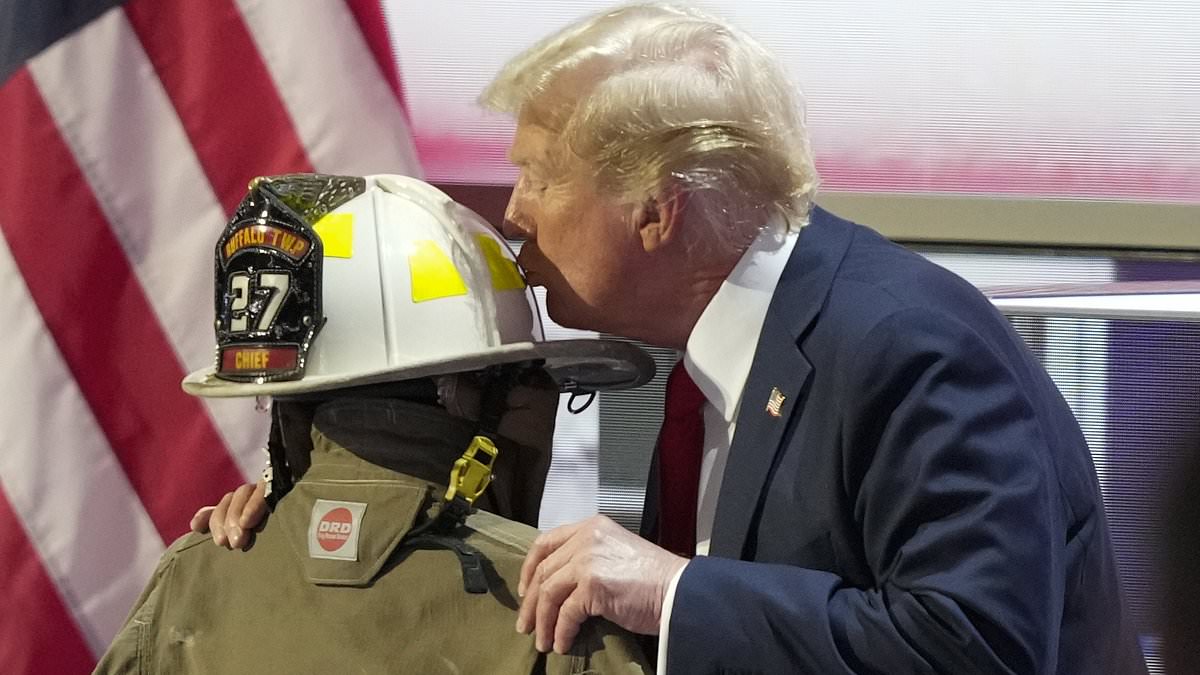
194, 3, 1147, 672
485, 4, 1147, 673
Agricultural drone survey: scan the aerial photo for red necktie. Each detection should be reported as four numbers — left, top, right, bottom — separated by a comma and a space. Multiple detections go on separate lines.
656, 361, 707, 557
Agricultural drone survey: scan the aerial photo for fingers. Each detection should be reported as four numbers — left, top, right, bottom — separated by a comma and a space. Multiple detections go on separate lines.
515, 514, 685, 652
517, 534, 581, 638
519, 520, 583, 597
224, 484, 257, 550
237, 480, 268, 529
189, 482, 269, 550
208, 492, 234, 549
553, 592, 590, 655
517, 517, 613, 653
534, 563, 585, 653
190, 506, 215, 534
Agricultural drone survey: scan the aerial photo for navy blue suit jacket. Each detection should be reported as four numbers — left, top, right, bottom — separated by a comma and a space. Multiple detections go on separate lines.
646, 208, 1147, 674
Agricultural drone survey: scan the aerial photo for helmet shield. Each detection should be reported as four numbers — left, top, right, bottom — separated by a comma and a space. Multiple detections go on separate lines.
214, 174, 365, 383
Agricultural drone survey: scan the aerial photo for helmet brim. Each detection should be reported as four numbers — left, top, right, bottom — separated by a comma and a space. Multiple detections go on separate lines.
182, 338, 655, 398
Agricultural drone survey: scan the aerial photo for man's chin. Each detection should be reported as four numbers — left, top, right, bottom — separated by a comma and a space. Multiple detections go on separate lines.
544, 293, 597, 333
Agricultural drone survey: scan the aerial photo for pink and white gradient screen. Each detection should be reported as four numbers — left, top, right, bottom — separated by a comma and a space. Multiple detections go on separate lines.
383, 0, 1199, 203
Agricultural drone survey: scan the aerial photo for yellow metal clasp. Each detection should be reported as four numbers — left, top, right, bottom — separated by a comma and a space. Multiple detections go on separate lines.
444, 436, 499, 506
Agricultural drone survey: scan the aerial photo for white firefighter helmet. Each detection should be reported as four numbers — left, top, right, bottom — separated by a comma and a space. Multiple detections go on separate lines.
182, 174, 653, 397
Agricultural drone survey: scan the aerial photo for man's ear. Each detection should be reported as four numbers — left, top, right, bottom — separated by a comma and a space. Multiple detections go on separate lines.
635, 188, 687, 253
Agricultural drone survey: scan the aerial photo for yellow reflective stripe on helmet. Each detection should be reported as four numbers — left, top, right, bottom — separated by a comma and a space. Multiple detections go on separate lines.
313, 213, 354, 258
475, 235, 525, 291
409, 240, 468, 302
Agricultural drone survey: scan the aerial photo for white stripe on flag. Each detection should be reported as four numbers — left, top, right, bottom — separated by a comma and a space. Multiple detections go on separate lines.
0, 233, 163, 656
28, 8, 267, 480
235, 0, 423, 176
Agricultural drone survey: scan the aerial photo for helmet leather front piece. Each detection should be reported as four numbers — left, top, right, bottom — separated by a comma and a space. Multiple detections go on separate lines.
213, 174, 365, 383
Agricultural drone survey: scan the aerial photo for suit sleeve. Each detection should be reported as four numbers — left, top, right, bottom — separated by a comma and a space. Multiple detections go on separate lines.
666, 307, 1064, 674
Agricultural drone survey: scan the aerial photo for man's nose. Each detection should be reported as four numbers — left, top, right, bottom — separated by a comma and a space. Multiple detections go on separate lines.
501, 217, 527, 241
501, 198, 531, 240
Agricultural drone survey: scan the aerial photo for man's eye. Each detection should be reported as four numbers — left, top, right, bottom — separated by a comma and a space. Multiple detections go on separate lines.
518, 173, 548, 193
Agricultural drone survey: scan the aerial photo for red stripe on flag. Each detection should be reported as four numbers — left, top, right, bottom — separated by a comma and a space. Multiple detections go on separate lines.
124, 0, 314, 214
0, 488, 96, 673
344, 0, 411, 117
0, 70, 245, 541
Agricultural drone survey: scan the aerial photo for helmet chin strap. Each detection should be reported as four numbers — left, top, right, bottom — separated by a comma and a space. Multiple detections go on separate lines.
263, 403, 297, 509
567, 390, 596, 414
474, 364, 521, 442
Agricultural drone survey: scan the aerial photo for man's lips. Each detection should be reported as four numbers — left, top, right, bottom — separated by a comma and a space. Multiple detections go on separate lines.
516, 249, 544, 286
521, 266, 547, 288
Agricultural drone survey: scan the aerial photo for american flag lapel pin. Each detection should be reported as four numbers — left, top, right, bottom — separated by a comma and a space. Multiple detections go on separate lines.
766, 387, 786, 417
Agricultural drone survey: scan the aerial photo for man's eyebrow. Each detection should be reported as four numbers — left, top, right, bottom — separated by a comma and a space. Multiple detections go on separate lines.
508, 150, 530, 167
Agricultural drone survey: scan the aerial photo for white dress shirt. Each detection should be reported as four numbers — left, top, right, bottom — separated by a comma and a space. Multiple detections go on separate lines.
657, 217, 799, 669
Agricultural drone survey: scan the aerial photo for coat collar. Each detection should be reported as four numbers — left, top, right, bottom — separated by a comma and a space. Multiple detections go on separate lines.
707, 205, 859, 559
774, 205, 859, 341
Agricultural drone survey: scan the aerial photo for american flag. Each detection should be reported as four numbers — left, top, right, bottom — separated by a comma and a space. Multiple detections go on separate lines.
765, 386, 786, 418
0, 1, 421, 671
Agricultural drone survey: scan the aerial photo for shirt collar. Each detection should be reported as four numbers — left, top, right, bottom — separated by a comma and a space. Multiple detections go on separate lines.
683, 216, 799, 422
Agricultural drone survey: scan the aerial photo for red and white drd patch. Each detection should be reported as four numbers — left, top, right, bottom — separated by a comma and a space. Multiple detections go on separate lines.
308, 499, 367, 561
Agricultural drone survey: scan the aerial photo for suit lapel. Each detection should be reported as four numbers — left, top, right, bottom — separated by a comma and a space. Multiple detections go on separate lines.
708, 313, 810, 558
707, 206, 857, 559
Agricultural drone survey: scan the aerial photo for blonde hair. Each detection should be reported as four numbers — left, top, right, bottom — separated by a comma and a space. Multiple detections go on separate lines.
481, 3, 819, 249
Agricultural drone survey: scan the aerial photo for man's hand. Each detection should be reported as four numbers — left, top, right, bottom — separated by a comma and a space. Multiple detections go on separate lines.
189, 480, 268, 550
516, 514, 688, 654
